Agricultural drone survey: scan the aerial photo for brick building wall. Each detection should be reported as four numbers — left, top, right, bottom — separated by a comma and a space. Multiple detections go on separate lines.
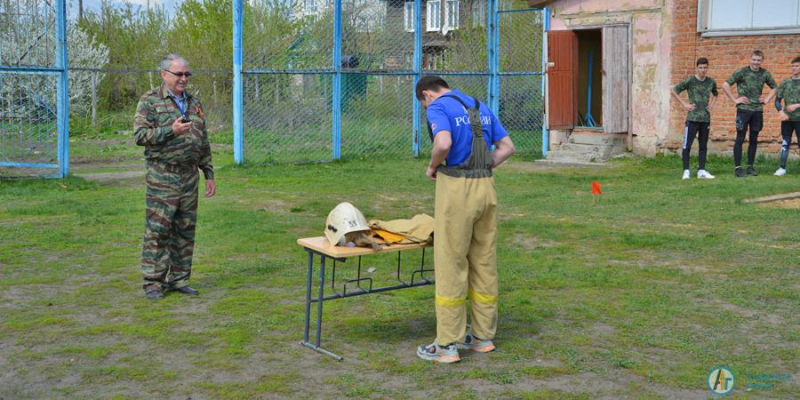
670, 0, 800, 156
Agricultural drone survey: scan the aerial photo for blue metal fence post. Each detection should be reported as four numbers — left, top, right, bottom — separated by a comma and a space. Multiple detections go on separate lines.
487, 0, 499, 114
541, 7, 550, 157
493, 3, 501, 115
485, 0, 493, 110
55, 0, 69, 178
332, 0, 343, 160
412, 0, 422, 157
233, 0, 244, 164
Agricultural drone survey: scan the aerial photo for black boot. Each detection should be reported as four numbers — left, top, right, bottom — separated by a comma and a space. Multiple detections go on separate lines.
145, 289, 164, 300
174, 286, 199, 295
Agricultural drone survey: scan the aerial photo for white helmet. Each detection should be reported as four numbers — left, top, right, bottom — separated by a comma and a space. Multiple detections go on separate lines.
324, 202, 370, 246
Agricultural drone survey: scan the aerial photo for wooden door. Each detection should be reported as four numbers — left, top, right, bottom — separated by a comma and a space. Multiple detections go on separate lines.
547, 30, 578, 130
602, 25, 629, 134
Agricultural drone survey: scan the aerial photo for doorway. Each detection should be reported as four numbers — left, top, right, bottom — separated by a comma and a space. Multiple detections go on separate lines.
576, 29, 602, 128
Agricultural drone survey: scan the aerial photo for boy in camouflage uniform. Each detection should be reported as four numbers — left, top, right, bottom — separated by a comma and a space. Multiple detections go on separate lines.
672, 57, 719, 180
774, 56, 800, 176
722, 50, 777, 178
134, 54, 216, 300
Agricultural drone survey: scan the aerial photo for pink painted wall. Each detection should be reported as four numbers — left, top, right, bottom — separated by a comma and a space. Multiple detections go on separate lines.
550, 0, 664, 15
546, 0, 673, 156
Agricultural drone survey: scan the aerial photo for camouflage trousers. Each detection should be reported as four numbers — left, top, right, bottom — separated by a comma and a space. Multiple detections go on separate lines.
141, 162, 199, 292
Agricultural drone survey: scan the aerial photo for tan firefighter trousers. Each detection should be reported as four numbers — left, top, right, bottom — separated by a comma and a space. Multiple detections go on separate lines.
434, 173, 498, 345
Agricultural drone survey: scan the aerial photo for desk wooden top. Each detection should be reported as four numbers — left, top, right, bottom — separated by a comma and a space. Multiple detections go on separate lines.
297, 236, 431, 258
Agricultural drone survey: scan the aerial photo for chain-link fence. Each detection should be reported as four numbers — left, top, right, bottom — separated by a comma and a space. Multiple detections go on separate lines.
64, 68, 232, 167
3, 0, 233, 177
243, 73, 333, 162
236, 0, 547, 164
66, 68, 232, 132
1, 0, 66, 178
498, 7, 545, 157
3, 0, 546, 177
0, 72, 59, 176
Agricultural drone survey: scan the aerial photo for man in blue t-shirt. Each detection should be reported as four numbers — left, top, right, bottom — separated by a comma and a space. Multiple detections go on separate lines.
414, 76, 516, 364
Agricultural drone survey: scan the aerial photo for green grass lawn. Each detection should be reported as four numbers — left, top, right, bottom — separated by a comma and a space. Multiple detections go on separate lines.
0, 140, 798, 399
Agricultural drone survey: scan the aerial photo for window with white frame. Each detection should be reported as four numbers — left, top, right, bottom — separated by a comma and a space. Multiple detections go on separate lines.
305, 0, 318, 15
472, 0, 486, 28
444, 0, 459, 30
698, 0, 800, 35
427, 0, 441, 31
404, 1, 415, 32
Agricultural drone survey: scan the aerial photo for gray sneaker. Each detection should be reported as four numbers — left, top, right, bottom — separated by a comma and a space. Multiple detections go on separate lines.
457, 333, 496, 353
416, 340, 460, 363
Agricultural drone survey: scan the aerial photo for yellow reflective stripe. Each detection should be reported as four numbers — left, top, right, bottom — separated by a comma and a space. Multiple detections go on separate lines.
469, 289, 498, 305
435, 294, 467, 308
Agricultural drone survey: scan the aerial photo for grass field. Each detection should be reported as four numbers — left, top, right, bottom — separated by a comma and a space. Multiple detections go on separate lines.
1, 137, 798, 399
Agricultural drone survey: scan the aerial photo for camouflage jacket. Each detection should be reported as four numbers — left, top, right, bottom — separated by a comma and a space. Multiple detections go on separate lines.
674, 75, 718, 122
777, 78, 800, 121
726, 67, 777, 112
134, 85, 214, 180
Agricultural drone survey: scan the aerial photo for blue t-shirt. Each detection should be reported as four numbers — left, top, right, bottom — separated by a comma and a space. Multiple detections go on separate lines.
426, 90, 508, 166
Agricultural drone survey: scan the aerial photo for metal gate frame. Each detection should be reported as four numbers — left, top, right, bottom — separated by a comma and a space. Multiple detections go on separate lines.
495, 6, 550, 157
232, 0, 549, 164
0, 0, 70, 178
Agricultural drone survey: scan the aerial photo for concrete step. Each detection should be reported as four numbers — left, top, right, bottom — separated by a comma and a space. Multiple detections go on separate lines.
547, 149, 598, 163
559, 143, 601, 153
558, 144, 616, 158
552, 140, 626, 161
535, 159, 612, 167
568, 133, 626, 146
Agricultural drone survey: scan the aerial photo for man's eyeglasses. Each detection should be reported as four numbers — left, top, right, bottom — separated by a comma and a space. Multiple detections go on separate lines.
164, 70, 193, 78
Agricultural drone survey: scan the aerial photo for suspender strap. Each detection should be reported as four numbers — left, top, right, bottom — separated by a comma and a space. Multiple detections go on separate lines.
427, 94, 480, 141
441, 94, 479, 112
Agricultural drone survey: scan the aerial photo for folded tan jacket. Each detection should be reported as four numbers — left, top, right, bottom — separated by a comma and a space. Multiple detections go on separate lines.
369, 214, 434, 244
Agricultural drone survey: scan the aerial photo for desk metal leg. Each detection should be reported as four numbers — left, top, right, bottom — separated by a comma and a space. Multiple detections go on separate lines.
303, 251, 313, 343
315, 255, 325, 347
300, 253, 343, 361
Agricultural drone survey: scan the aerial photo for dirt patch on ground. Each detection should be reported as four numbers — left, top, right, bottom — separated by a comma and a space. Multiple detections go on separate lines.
74, 170, 145, 182
745, 192, 800, 209
761, 198, 800, 209
70, 162, 143, 172
508, 233, 559, 251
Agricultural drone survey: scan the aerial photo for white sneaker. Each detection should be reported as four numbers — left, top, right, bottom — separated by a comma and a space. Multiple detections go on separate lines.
697, 170, 715, 179
774, 168, 786, 176
682, 170, 690, 180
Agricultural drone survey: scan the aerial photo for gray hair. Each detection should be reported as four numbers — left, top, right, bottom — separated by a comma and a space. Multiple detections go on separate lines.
160, 54, 189, 71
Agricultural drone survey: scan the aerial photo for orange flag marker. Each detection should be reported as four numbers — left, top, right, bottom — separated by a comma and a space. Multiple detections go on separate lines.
591, 181, 602, 203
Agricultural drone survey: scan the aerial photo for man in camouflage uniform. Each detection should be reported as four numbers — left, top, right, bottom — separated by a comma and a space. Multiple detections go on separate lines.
672, 57, 719, 180
134, 54, 216, 300
722, 50, 777, 178
774, 56, 800, 176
